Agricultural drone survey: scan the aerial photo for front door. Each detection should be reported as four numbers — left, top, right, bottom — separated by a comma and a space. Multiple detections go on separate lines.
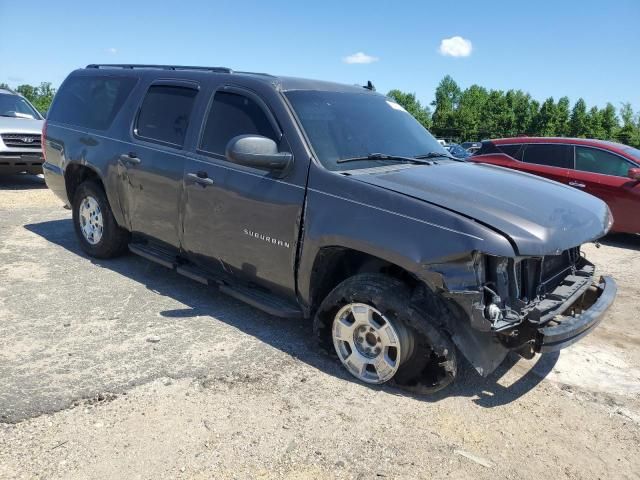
181, 88, 305, 297
569, 146, 640, 233
121, 82, 199, 248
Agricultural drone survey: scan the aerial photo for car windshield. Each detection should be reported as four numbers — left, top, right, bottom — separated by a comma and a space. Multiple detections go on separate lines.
285, 90, 447, 171
0, 93, 41, 119
623, 146, 640, 163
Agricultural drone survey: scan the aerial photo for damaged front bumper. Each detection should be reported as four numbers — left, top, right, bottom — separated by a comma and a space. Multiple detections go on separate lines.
438, 254, 617, 376
535, 275, 616, 352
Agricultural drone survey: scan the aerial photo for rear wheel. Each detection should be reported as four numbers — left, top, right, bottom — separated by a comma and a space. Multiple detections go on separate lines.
314, 273, 457, 392
72, 180, 129, 258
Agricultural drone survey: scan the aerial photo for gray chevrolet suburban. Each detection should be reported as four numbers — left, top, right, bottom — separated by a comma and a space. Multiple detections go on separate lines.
0, 87, 45, 175
42, 64, 616, 392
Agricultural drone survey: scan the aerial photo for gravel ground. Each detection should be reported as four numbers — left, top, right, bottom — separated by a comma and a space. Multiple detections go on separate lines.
1, 174, 639, 479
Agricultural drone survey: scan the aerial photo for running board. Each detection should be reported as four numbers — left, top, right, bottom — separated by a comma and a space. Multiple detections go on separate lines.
220, 284, 302, 319
128, 242, 302, 319
129, 243, 175, 269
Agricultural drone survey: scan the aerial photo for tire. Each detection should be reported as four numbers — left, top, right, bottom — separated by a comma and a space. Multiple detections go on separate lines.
314, 273, 457, 393
72, 180, 130, 259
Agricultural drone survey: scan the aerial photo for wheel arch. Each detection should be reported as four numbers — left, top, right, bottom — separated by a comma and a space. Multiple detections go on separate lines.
304, 246, 423, 317
64, 162, 127, 228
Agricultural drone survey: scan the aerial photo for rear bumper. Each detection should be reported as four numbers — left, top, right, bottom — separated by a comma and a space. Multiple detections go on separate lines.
535, 275, 616, 352
0, 152, 44, 174
42, 161, 69, 205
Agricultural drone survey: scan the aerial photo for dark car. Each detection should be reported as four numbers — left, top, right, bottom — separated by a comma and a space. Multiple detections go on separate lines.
472, 137, 640, 234
42, 64, 616, 392
444, 143, 471, 159
461, 141, 482, 154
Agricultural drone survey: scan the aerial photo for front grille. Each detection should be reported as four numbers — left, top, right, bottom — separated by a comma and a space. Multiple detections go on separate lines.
517, 247, 580, 300
1, 133, 42, 149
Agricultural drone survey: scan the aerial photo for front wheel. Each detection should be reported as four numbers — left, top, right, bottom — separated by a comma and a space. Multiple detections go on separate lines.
72, 180, 129, 259
314, 273, 457, 392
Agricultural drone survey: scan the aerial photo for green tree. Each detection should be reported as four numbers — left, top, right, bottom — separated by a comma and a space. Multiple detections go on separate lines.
532, 97, 558, 136
510, 90, 534, 136
386, 89, 432, 129
455, 84, 488, 140
570, 98, 588, 137
586, 106, 605, 139
15, 82, 56, 114
600, 103, 618, 139
556, 97, 571, 136
431, 75, 461, 136
618, 103, 639, 146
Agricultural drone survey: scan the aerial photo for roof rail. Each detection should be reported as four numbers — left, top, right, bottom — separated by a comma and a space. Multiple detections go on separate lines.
86, 64, 233, 74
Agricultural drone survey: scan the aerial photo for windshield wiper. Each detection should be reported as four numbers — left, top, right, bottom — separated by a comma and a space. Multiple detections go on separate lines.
337, 153, 432, 165
414, 152, 463, 162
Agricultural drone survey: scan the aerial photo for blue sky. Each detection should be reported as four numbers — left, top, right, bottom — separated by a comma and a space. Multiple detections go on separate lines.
1, 0, 638, 110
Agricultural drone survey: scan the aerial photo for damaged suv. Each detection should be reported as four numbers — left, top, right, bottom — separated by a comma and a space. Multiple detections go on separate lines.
43, 65, 616, 391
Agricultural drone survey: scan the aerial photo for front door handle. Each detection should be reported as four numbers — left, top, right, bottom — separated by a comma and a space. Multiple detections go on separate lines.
119, 152, 141, 165
569, 181, 586, 188
186, 172, 214, 186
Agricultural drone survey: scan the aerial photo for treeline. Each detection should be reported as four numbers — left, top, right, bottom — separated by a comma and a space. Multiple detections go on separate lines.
388, 75, 640, 148
3, 77, 639, 148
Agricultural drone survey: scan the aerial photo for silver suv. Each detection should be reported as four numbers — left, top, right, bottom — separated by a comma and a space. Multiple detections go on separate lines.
0, 87, 45, 175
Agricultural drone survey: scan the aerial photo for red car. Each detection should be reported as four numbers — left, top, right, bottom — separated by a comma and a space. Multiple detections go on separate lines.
472, 137, 640, 234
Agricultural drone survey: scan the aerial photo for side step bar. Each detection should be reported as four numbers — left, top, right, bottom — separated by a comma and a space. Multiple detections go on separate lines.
128, 243, 303, 319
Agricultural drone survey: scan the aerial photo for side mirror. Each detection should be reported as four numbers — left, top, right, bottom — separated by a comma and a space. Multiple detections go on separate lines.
628, 167, 640, 181
225, 135, 292, 172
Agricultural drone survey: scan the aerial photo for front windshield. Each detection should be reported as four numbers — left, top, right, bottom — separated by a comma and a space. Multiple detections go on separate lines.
0, 93, 41, 119
285, 90, 447, 171
623, 146, 640, 163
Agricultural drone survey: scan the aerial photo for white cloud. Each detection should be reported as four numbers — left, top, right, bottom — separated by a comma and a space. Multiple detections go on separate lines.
342, 52, 379, 64
438, 36, 473, 57
106, 47, 118, 55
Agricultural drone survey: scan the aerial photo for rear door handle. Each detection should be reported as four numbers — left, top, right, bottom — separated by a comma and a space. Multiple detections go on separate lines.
569, 181, 586, 188
119, 152, 140, 165
186, 172, 214, 186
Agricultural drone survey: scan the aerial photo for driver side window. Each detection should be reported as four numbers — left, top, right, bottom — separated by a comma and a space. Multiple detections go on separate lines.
199, 91, 277, 157
575, 147, 631, 177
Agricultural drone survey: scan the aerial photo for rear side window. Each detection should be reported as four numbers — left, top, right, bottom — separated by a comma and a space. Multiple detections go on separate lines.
135, 85, 198, 147
199, 91, 277, 156
497, 144, 524, 160
48, 75, 136, 130
521, 144, 573, 168
575, 147, 631, 177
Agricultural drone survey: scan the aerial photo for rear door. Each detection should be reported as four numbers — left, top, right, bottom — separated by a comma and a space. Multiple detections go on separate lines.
122, 80, 199, 248
181, 87, 305, 297
570, 146, 640, 233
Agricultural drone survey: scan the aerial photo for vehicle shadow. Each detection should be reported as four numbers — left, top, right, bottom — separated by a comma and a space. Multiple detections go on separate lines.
0, 174, 46, 190
600, 233, 640, 251
25, 218, 558, 407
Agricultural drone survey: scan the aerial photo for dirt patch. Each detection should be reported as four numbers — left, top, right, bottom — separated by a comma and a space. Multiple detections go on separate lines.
1, 181, 639, 479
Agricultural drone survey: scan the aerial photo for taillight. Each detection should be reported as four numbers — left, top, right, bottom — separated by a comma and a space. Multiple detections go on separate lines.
41, 120, 47, 162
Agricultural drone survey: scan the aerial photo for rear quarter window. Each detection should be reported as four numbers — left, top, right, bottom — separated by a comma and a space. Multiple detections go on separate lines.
48, 75, 136, 130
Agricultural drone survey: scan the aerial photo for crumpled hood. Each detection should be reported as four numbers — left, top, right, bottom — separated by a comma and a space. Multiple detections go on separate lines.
0, 117, 44, 134
353, 162, 611, 255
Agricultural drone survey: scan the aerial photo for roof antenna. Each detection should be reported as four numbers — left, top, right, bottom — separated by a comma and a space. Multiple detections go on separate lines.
363, 80, 376, 91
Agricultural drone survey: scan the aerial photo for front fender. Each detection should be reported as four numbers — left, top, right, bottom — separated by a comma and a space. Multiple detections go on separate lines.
297, 169, 515, 307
